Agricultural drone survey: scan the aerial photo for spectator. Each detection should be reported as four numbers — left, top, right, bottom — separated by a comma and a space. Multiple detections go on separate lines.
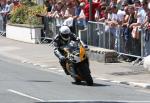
63, 1, 75, 19
95, 2, 107, 22
63, 1, 76, 33
105, 5, 119, 50
0, 2, 2, 11
45, 0, 53, 15
82, 1, 100, 21
98, 6, 107, 22
51, 1, 65, 18
41, 0, 54, 40
72, 0, 82, 32
117, 1, 128, 24
48, 0, 57, 16
110, 0, 117, 7
129, 0, 146, 56
127, 0, 134, 4
117, 0, 126, 9
148, 0, 150, 9
122, 5, 136, 54
77, 2, 86, 30
73, 0, 81, 19
12, 0, 21, 11
116, 2, 128, 52
130, 0, 146, 37
141, 0, 148, 13
52, 1, 66, 33
0, 0, 10, 15
8, 0, 14, 12
100, 6, 112, 22
143, 10, 150, 56
0, 0, 10, 31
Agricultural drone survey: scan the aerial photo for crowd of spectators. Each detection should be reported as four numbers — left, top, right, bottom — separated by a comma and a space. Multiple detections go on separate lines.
43, 0, 150, 57
1, 0, 150, 57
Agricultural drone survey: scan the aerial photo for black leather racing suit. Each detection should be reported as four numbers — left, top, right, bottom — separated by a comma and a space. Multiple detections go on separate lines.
53, 33, 78, 75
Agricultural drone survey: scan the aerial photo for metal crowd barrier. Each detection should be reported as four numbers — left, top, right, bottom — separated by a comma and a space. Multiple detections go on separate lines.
38, 17, 150, 59
42, 17, 150, 59
0, 14, 5, 36
43, 17, 81, 43
87, 21, 150, 59
88, 21, 109, 48
40, 17, 65, 43
40, 17, 56, 43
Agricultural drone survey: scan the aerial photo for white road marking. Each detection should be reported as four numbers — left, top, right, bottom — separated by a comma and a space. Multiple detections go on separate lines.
40, 65, 48, 68
48, 67, 59, 70
95, 77, 110, 81
36, 67, 64, 76
50, 70, 64, 75
0, 46, 20, 52
111, 80, 121, 83
8, 89, 45, 102
47, 100, 150, 103
58, 70, 64, 72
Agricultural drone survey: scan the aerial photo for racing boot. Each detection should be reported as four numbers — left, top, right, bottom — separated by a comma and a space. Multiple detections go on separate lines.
60, 60, 70, 75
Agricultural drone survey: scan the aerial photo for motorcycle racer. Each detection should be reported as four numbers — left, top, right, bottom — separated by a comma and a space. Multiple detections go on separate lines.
53, 26, 79, 75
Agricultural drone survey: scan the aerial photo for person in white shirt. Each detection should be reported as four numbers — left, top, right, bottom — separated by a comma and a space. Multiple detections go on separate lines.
0, 0, 10, 31
105, 5, 119, 50
129, 0, 146, 56
130, 0, 146, 29
0, 1, 10, 15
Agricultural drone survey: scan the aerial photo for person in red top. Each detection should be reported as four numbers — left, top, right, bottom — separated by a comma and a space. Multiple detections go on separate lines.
12, 0, 22, 11
83, 1, 100, 21
79, 0, 88, 4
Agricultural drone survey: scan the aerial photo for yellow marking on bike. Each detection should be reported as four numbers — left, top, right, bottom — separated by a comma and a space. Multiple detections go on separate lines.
80, 45, 86, 61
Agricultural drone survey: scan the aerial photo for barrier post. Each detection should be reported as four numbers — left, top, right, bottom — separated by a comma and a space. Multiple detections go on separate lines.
103, 24, 106, 48
141, 28, 144, 57
108, 26, 111, 49
117, 27, 121, 52
0, 14, 3, 35
0, 14, 5, 36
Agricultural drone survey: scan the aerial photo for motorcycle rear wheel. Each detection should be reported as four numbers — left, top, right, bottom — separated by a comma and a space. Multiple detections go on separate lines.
85, 74, 93, 86
74, 78, 81, 84
79, 61, 93, 86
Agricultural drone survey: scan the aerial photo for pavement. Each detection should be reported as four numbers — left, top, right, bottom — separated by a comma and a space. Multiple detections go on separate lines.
0, 36, 150, 89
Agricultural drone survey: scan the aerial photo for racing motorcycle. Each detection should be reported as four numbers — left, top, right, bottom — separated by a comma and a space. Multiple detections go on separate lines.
61, 40, 93, 86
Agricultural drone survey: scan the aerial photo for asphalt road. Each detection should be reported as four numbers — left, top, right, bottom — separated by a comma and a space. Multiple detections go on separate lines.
1, 56, 150, 103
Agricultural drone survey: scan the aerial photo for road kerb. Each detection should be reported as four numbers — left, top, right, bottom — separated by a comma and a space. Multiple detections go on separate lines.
129, 82, 150, 89
95, 77, 150, 89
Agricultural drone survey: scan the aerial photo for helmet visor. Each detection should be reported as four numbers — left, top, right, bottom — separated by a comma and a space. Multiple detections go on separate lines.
61, 33, 69, 39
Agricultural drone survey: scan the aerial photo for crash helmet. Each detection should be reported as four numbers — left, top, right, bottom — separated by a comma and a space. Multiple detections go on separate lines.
59, 26, 71, 41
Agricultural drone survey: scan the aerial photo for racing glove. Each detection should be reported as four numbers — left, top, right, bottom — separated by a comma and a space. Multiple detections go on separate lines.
60, 56, 66, 63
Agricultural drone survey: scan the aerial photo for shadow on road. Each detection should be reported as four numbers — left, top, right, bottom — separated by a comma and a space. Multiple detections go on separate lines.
93, 83, 110, 87
26, 80, 53, 83
35, 101, 127, 103
71, 82, 110, 87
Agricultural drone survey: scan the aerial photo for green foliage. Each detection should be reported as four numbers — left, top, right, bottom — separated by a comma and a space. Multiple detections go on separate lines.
10, 4, 46, 25
20, 0, 36, 6
10, 6, 28, 24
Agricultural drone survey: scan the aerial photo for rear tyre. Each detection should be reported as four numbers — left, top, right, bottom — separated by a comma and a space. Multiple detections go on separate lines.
79, 60, 93, 86
72, 77, 81, 85
75, 78, 81, 84
85, 74, 93, 86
